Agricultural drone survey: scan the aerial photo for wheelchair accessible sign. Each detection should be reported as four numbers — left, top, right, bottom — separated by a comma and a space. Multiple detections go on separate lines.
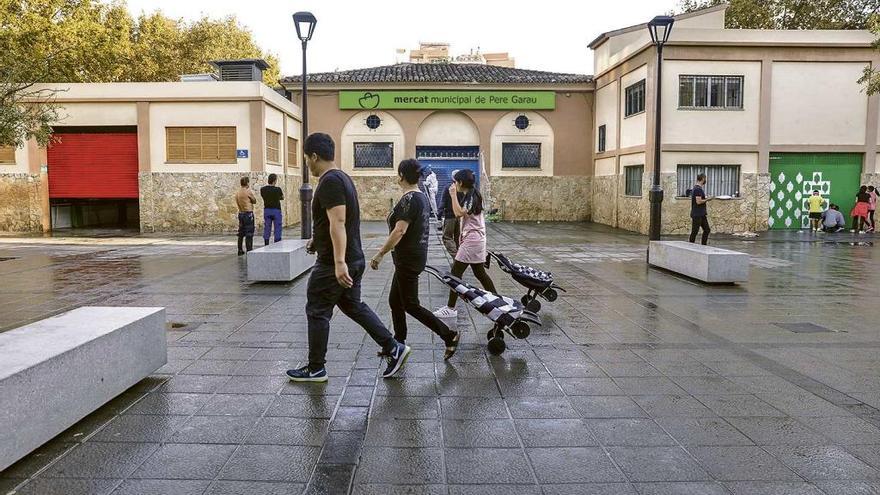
339, 90, 555, 110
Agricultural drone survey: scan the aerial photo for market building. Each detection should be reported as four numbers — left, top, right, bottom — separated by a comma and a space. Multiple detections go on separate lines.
281, 64, 594, 221
0, 60, 303, 233
590, 5, 880, 234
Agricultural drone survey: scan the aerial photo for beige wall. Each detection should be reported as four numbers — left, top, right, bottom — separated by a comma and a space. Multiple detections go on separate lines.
340, 110, 405, 176
415, 111, 481, 146
620, 65, 648, 149
0, 144, 31, 174
660, 150, 758, 174
489, 111, 554, 177
595, 156, 617, 176
57, 103, 138, 127
771, 62, 868, 146
149, 101, 252, 173
620, 152, 645, 168
596, 81, 619, 152
662, 61, 761, 145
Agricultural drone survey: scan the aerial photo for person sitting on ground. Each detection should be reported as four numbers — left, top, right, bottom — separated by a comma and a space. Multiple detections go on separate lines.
370, 158, 460, 360
806, 190, 827, 233
235, 176, 257, 255
822, 204, 846, 233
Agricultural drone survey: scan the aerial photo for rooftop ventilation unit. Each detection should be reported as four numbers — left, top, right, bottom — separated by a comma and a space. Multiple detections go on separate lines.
210, 59, 270, 82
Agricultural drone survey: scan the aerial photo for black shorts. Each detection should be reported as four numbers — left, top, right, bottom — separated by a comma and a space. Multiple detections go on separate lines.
809, 212, 822, 220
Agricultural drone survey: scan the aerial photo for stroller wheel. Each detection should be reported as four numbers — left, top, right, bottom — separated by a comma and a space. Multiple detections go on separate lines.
526, 299, 541, 313
487, 328, 505, 341
511, 321, 530, 339
543, 289, 558, 302
487, 337, 506, 355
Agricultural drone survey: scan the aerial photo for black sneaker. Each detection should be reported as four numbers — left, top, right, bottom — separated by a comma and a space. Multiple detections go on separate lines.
377, 340, 404, 357
238, 250, 245, 256
382, 342, 412, 378
286, 365, 328, 382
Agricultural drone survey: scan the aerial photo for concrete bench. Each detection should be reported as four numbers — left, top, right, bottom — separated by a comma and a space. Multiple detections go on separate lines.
0, 306, 166, 471
247, 239, 313, 282
648, 241, 749, 283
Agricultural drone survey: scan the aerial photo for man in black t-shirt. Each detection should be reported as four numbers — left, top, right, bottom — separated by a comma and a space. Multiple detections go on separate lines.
260, 173, 284, 245
286, 133, 411, 382
689, 173, 714, 245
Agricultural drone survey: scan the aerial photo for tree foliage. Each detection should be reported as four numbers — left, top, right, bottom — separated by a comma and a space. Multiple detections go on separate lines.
0, 0, 279, 146
0, 0, 280, 85
678, 0, 879, 29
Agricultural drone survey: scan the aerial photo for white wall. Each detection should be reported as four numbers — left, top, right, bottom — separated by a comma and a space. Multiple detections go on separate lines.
662, 61, 761, 145
771, 62, 868, 146
596, 81, 619, 152
620, 65, 648, 149
489, 111, 554, 177
56, 103, 137, 127
149, 102, 251, 173
595, 157, 617, 176
0, 144, 31, 174
620, 152, 646, 168
341, 110, 404, 176
660, 151, 758, 174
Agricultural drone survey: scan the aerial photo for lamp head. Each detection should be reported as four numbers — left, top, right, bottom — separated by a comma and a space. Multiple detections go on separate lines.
647, 15, 675, 46
293, 11, 317, 42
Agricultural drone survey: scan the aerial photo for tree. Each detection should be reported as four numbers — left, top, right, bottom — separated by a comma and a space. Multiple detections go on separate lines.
678, 0, 879, 29
1, 58, 59, 147
0, 0, 280, 85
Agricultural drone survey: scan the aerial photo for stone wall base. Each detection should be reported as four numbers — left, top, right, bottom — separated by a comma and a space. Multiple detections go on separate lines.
0, 174, 43, 233
491, 176, 592, 222
139, 172, 302, 233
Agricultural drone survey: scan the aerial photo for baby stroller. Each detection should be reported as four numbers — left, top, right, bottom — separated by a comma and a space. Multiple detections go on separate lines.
424, 265, 541, 355
486, 252, 565, 313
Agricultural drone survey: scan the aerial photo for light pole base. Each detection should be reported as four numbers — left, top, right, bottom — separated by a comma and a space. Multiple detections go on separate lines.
300, 183, 313, 239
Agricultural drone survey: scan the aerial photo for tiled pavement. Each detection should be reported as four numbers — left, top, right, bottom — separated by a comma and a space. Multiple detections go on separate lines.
1, 222, 880, 494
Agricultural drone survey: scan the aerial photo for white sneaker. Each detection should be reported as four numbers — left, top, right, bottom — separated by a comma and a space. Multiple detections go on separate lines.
433, 306, 458, 318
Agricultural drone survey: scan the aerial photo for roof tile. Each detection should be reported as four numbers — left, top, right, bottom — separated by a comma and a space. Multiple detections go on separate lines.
281, 63, 592, 85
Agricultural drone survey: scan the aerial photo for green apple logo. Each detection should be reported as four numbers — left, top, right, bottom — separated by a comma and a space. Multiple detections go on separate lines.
359, 92, 380, 109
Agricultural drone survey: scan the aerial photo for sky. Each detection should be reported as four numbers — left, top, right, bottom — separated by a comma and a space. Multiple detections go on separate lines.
124, 0, 682, 77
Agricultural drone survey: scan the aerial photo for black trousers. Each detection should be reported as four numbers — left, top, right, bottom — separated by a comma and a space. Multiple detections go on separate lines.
389, 265, 455, 345
237, 211, 255, 252
689, 216, 711, 245
447, 260, 498, 308
306, 261, 396, 369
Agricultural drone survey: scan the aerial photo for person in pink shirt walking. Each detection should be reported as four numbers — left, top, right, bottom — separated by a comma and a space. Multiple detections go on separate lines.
433, 169, 498, 318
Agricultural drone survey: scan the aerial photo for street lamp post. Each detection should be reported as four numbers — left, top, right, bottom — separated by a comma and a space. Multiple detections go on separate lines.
647, 15, 674, 242
293, 11, 317, 239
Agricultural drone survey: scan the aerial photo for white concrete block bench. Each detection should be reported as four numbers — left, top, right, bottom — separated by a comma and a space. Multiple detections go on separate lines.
0, 307, 166, 471
247, 239, 313, 282
648, 241, 749, 283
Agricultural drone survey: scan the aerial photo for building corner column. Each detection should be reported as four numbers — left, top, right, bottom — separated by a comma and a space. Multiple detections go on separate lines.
27, 139, 50, 233
863, 57, 880, 177
136, 102, 152, 232
249, 101, 266, 173
757, 58, 773, 174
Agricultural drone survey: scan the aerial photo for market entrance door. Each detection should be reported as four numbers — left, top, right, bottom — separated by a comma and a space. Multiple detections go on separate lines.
768, 153, 862, 230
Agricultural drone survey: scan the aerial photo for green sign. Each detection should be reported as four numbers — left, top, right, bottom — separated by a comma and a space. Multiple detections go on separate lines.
339, 90, 555, 110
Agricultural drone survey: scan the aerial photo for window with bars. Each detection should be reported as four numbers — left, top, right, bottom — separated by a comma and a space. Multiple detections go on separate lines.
502, 143, 541, 169
287, 137, 298, 167
678, 75, 743, 109
0, 145, 14, 164
624, 165, 644, 196
166, 127, 236, 163
266, 129, 280, 164
624, 79, 646, 117
353, 142, 394, 168
598, 125, 607, 153
676, 165, 741, 197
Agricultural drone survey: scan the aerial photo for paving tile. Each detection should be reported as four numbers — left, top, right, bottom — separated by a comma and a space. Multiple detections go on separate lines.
198, 394, 274, 416
352, 484, 447, 495
266, 395, 339, 418
375, 377, 438, 396
632, 395, 717, 418
110, 479, 211, 495
125, 392, 211, 416
724, 417, 830, 445
656, 417, 754, 446
244, 417, 329, 446
442, 419, 520, 448
444, 448, 533, 484
813, 480, 880, 495
218, 445, 320, 482
43, 442, 158, 478
764, 445, 880, 481
694, 395, 786, 417
355, 447, 444, 484
570, 396, 649, 419
542, 484, 638, 495
613, 377, 685, 395
168, 415, 258, 443
440, 397, 510, 419
688, 446, 801, 481
796, 416, 880, 445
557, 377, 627, 396
0, 440, 76, 479
506, 397, 579, 419
205, 480, 307, 495
723, 481, 824, 494
132, 444, 236, 480
305, 464, 354, 494
586, 419, 677, 446
372, 397, 440, 419
633, 482, 729, 494
527, 447, 625, 483
91, 415, 187, 443
364, 419, 441, 447
515, 419, 598, 447
11, 478, 120, 495
436, 377, 502, 397
446, 484, 541, 494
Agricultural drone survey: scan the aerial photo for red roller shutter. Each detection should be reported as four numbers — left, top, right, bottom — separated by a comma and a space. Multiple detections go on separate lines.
48, 132, 139, 199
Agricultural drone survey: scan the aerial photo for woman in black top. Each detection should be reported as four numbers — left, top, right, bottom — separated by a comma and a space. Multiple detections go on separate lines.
853, 185, 871, 233
371, 159, 460, 360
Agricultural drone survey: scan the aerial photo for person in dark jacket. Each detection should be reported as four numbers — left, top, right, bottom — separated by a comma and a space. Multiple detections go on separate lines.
260, 174, 284, 245
440, 170, 463, 258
